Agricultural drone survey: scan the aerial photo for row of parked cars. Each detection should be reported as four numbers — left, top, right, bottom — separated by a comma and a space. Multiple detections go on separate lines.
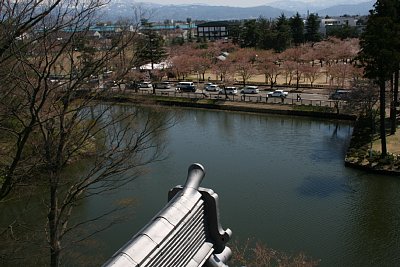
205, 83, 261, 95
138, 81, 290, 97
138, 81, 196, 92
205, 83, 289, 97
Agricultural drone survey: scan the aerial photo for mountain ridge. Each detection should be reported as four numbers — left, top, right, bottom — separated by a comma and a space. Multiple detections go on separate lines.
100, 1, 374, 22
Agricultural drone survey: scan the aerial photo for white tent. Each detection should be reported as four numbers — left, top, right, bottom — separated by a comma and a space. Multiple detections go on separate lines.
140, 61, 171, 70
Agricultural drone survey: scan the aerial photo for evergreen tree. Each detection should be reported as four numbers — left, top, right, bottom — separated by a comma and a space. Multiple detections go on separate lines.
305, 13, 321, 43
186, 17, 193, 42
229, 23, 241, 45
358, 0, 400, 157
138, 20, 168, 70
240, 19, 260, 48
273, 13, 292, 52
289, 13, 304, 46
255, 17, 274, 50
326, 24, 359, 39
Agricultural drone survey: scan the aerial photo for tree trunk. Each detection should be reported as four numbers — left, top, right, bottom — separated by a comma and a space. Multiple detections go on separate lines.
379, 78, 387, 157
390, 73, 395, 134
391, 69, 399, 134
49, 180, 61, 267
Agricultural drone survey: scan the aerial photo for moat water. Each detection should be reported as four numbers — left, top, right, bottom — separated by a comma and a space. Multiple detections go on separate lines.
2, 106, 400, 266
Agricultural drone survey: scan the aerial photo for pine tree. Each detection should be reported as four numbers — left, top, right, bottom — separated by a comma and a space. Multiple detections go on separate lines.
138, 20, 168, 70
274, 13, 292, 52
240, 19, 259, 48
305, 13, 321, 43
289, 13, 304, 46
358, 0, 400, 157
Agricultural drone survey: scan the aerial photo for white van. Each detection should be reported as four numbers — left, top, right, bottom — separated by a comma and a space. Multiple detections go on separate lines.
176, 82, 196, 92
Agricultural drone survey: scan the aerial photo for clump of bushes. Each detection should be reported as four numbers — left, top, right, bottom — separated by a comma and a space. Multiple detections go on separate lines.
229, 238, 320, 267
346, 148, 400, 171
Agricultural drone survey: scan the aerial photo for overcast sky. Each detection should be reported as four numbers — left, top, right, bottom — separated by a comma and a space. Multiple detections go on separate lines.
138, 0, 367, 8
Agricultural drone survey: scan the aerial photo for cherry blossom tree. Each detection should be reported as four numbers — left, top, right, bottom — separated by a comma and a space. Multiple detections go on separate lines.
302, 64, 322, 87
191, 56, 212, 81
212, 58, 234, 82
257, 50, 281, 88
231, 48, 258, 86
281, 60, 296, 85
170, 55, 192, 80
282, 46, 307, 90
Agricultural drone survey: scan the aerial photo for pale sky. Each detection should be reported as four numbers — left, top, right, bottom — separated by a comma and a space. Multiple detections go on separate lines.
137, 0, 366, 8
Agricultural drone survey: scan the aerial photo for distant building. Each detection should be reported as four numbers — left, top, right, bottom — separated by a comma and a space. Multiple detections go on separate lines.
196, 21, 239, 41
319, 16, 365, 36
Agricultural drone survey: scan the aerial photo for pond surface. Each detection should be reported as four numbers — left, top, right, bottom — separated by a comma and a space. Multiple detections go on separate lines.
91, 107, 400, 266
3, 106, 400, 266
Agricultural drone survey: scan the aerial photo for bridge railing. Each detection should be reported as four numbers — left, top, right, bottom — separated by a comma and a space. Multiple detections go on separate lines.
103, 163, 232, 267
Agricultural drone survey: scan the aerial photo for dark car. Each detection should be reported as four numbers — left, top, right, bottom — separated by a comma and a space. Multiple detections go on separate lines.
176, 82, 196, 92
329, 90, 350, 100
154, 82, 171, 89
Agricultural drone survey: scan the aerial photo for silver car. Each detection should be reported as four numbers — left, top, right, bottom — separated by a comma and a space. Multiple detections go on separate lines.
219, 86, 238, 95
138, 81, 153, 88
205, 84, 220, 92
267, 89, 288, 98
241, 86, 259, 94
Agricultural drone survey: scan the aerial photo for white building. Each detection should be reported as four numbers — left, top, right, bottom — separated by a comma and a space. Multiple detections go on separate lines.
319, 17, 359, 36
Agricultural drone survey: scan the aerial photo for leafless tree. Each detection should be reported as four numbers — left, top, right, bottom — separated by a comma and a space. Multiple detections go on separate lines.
302, 64, 322, 87
212, 58, 234, 83
282, 46, 307, 90
257, 50, 281, 89
0, 1, 175, 266
231, 48, 258, 86
346, 80, 379, 118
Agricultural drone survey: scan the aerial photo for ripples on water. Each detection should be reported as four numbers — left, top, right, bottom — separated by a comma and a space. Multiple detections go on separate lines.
297, 176, 353, 198
4, 106, 399, 267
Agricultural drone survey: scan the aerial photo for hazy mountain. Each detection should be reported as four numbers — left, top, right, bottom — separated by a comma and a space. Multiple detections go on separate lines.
317, 1, 374, 16
269, 0, 327, 14
100, 1, 373, 22
101, 3, 292, 21
268, 0, 373, 15
149, 5, 294, 21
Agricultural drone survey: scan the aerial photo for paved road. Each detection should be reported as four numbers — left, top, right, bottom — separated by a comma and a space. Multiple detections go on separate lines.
138, 87, 329, 101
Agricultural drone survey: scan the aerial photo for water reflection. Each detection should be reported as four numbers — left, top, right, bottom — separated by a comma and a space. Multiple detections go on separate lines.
2, 106, 400, 267
341, 175, 400, 266
297, 176, 352, 198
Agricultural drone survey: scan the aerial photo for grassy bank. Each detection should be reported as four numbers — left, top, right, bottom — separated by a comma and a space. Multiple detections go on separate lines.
345, 117, 400, 175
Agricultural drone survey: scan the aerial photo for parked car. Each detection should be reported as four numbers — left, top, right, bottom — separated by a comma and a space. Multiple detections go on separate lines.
205, 84, 220, 92
103, 70, 113, 78
241, 85, 259, 94
329, 89, 350, 100
176, 81, 196, 92
267, 89, 288, 98
138, 81, 153, 88
154, 82, 171, 89
219, 86, 238, 95
204, 82, 213, 89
